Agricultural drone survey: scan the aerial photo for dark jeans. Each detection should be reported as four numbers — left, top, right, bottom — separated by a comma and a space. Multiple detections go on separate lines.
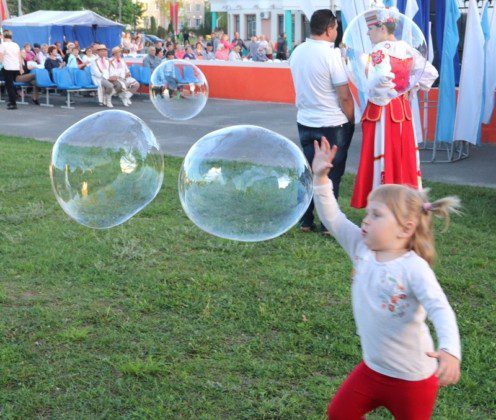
2, 68, 19, 106
297, 121, 355, 228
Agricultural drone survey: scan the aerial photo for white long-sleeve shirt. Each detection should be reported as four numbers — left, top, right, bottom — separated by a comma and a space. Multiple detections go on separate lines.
313, 181, 461, 381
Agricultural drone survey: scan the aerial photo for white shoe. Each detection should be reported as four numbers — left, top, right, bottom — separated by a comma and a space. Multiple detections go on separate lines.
120, 94, 129, 107
106, 99, 113, 108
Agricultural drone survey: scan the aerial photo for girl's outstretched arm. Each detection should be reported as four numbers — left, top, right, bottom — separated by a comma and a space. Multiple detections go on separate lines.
313, 137, 363, 259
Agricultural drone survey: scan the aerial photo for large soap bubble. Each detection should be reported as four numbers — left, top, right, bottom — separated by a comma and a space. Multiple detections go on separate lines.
150, 59, 208, 120
178, 125, 313, 242
50, 110, 164, 229
342, 7, 427, 106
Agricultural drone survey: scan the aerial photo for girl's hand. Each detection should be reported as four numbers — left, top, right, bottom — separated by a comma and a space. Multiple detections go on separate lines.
426, 350, 461, 386
312, 136, 337, 184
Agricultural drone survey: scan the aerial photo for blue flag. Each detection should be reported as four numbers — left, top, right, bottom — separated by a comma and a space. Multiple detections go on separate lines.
434, 0, 460, 143
478, 1, 491, 144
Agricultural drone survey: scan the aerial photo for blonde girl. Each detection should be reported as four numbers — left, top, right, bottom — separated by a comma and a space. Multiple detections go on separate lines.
312, 137, 461, 419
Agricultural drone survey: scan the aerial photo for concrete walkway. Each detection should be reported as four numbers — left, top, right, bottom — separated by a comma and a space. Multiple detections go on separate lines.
0, 95, 495, 189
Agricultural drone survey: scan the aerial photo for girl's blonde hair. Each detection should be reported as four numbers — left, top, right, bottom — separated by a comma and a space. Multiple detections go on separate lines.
368, 185, 461, 266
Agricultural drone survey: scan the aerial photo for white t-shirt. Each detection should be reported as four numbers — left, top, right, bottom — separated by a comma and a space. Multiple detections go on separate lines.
313, 181, 461, 381
0, 41, 21, 71
289, 38, 349, 127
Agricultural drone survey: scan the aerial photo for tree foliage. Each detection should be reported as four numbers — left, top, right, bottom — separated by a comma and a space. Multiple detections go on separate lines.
7, 0, 145, 26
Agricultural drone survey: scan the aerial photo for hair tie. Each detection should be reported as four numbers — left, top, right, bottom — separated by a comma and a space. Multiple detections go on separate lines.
422, 202, 432, 213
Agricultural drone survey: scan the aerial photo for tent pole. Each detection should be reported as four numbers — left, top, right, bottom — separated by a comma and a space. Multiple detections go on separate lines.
17, 0, 21, 16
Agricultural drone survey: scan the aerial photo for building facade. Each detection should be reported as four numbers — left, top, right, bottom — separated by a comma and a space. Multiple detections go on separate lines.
183, 0, 205, 29
209, 0, 335, 44
134, 0, 168, 29
134, 0, 206, 32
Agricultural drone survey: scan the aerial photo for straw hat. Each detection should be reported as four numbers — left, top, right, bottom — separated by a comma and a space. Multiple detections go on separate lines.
96, 44, 108, 51
111, 46, 121, 55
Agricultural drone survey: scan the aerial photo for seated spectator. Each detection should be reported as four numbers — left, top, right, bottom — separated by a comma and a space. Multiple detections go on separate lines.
221, 33, 235, 50
63, 43, 74, 64
122, 32, 132, 49
156, 48, 165, 61
258, 35, 269, 55
22, 43, 36, 62
228, 45, 242, 61
81, 47, 96, 65
165, 42, 175, 58
33, 43, 44, 65
91, 44, 115, 108
44, 45, 66, 81
248, 36, 259, 59
165, 50, 175, 60
67, 46, 89, 70
197, 35, 206, 47
265, 39, 274, 60
252, 46, 268, 62
175, 44, 186, 59
55, 41, 65, 60
183, 45, 195, 60
204, 42, 215, 60
194, 42, 205, 59
232, 32, 248, 54
142, 46, 161, 71
109, 46, 139, 107
129, 36, 141, 55
40, 44, 49, 61
215, 44, 229, 61
17, 50, 40, 105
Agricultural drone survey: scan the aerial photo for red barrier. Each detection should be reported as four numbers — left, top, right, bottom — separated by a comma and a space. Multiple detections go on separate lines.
126, 58, 496, 143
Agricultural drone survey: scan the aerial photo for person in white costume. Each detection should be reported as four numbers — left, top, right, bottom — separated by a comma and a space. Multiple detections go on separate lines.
90, 44, 115, 108
109, 46, 139, 107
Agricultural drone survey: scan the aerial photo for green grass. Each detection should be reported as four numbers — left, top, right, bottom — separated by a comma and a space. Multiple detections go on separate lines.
0, 135, 495, 418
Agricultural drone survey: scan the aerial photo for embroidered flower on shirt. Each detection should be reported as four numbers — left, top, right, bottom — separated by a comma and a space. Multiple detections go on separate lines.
371, 50, 385, 66
379, 275, 409, 317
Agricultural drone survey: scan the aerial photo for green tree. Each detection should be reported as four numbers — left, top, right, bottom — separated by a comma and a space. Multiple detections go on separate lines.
157, 25, 166, 39
150, 16, 157, 35
9, 0, 144, 27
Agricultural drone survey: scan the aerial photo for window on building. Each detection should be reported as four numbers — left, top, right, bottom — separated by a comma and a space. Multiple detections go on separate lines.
277, 13, 295, 40
277, 14, 284, 37
196, 18, 201, 27
196, 4, 201, 12
302, 15, 310, 41
234, 15, 240, 34
155, 1, 159, 10
247, 14, 256, 38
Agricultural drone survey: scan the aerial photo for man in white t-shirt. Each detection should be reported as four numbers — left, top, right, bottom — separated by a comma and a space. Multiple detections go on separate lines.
290, 9, 355, 234
0, 30, 23, 110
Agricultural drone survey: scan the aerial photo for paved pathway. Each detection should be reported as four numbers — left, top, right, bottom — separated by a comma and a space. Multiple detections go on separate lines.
0, 95, 494, 188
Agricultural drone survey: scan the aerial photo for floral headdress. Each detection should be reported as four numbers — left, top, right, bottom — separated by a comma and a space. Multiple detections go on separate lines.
364, 7, 400, 29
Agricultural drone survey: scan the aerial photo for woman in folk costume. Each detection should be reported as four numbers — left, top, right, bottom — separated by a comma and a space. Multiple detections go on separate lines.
351, 7, 438, 209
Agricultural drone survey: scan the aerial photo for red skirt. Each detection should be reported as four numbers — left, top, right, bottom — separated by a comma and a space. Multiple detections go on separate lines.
351, 96, 421, 209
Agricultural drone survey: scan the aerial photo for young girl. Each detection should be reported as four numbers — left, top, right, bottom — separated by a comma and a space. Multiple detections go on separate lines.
312, 137, 461, 419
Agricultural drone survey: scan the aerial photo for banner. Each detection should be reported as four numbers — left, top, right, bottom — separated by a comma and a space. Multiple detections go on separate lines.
170, 2, 179, 36
1, 0, 10, 22
434, 0, 460, 143
453, 0, 485, 145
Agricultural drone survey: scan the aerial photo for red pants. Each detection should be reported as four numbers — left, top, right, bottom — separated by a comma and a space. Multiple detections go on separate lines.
328, 362, 439, 420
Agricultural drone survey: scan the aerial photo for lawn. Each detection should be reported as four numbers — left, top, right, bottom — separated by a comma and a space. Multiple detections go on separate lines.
0, 135, 495, 418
